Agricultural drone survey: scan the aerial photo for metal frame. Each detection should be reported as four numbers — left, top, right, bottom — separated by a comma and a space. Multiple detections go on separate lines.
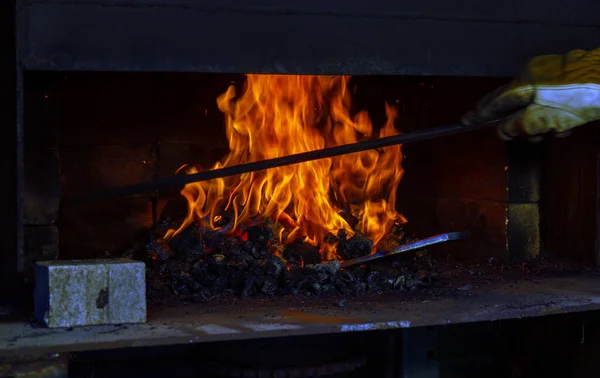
0, 0, 23, 310
401, 327, 440, 378
17, 0, 600, 76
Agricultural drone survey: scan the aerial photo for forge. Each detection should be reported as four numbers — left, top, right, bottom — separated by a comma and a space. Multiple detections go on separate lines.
25, 73, 533, 300
3, 0, 600, 375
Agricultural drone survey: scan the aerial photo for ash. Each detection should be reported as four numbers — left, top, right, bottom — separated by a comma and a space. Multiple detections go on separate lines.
145, 218, 437, 302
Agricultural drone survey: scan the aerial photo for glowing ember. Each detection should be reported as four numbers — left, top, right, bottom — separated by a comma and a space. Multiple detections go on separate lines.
165, 75, 406, 260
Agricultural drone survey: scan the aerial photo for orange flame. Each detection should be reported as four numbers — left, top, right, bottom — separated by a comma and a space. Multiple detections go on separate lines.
165, 75, 406, 260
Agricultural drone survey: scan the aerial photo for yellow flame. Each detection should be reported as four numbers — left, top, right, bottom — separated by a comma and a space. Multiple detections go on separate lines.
165, 75, 406, 260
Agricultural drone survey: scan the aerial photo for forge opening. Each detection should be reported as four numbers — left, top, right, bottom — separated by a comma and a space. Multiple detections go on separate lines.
164, 74, 405, 263
22, 71, 600, 302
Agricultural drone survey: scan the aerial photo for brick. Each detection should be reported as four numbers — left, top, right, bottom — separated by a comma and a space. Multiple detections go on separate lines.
59, 73, 162, 146
155, 197, 188, 222
34, 259, 146, 328
399, 129, 508, 202
60, 144, 157, 197
397, 197, 437, 237
399, 196, 507, 260
57, 73, 234, 146
24, 148, 60, 224
507, 140, 541, 203
23, 226, 59, 284
23, 73, 60, 149
155, 74, 236, 143
507, 203, 540, 261
58, 198, 154, 259
435, 199, 507, 260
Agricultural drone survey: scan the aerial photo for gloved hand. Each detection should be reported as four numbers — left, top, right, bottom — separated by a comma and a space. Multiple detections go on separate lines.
462, 48, 600, 141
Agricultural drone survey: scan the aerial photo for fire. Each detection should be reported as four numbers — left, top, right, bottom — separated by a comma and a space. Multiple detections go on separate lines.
165, 75, 406, 260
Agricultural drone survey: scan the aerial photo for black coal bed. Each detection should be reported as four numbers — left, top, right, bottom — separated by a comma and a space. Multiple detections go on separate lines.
3, 0, 600, 376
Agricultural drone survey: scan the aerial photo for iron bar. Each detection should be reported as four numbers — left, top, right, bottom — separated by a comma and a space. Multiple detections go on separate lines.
63, 123, 496, 206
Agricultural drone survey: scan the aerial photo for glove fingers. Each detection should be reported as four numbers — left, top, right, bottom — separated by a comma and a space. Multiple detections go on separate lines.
554, 130, 572, 138
498, 104, 587, 141
462, 84, 534, 126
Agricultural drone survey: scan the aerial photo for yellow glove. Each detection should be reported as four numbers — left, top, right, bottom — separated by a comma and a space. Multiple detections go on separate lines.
462, 48, 600, 141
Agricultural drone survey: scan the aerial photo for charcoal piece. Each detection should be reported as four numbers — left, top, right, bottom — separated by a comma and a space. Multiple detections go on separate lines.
241, 276, 258, 297
308, 260, 341, 277
192, 260, 205, 276
365, 270, 380, 291
393, 275, 406, 290
338, 209, 359, 230
298, 272, 322, 295
192, 261, 220, 287
254, 254, 285, 280
282, 268, 304, 294
229, 270, 246, 294
377, 224, 411, 251
171, 276, 191, 296
407, 279, 426, 291
211, 275, 230, 294
225, 244, 245, 258
251, 244, 269, 259
308, 281, 324, 295
335, 270, 365, 295
161, 260, 192, 279
337, 232, 373, 261
240, 240, 268, 259
202, 229, 223, 247
246, 225, 274, 246
283, 239, 321, 267
213, 237, 240, 257
323, 232, 339, 245
207, 254, 228, 275
187, 280, 204, 294
241, 240, 254, 254
168, 224, 204, 260
284, 267, 329, 295
162, 260, 196, 296
189, 288, 211, 303
261, 278, 278, 295
337, 229, 349, 242
372, 268, 397, 291
303, 252, 322, 266
227, 253, 251, 271
265, 254, 285, 278
146, 238, 172, 261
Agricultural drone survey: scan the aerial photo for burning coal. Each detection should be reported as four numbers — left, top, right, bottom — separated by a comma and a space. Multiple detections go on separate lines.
165, 75, 406, 260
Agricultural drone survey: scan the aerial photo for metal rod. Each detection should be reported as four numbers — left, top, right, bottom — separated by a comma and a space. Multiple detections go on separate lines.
341, 232, 469, 268
63, 123, 496, 206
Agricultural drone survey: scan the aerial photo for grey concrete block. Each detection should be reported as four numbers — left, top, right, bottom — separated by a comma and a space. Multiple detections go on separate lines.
35, 259, 146, 328
108, 262, 146, 324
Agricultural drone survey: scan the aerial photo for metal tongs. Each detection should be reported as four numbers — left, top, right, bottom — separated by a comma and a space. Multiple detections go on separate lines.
341, 232, 469, 268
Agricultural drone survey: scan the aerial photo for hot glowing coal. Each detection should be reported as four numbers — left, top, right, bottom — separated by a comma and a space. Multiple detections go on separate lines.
165, 75, 406, 260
